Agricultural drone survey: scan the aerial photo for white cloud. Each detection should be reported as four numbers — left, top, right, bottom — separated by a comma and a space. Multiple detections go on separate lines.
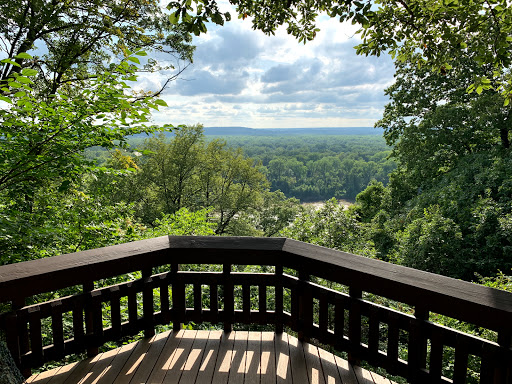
147, 4, 395, 128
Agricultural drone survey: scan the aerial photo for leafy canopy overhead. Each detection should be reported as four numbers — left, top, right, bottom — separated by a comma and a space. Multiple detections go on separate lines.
168, 0, 512, 100
0, 0, 194, 96
0, 0, 194, 199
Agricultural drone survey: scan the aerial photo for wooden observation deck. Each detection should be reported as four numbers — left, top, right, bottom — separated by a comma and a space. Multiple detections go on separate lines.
0, 236, 511, 383
26, 330, 397, 384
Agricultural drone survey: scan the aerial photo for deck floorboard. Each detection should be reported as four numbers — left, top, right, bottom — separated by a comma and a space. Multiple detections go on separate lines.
26, 331, 398, 384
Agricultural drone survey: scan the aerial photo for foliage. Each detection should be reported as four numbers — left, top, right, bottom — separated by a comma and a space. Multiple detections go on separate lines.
0, 0, 194, 265
0, 0, 193, 96
281, 198, 374, 257
104, 126, 271, 235
0, 55, 171, 200
390, 205, 463, 275
143, 208, 215, 238
158, 134, 394, 202
355, 55, 512, 280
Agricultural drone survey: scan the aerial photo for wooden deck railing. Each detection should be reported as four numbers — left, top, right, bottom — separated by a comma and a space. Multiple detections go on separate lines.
0, 236, 511, 383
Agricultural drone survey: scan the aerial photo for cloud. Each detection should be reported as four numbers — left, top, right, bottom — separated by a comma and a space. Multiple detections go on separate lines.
175, 69, 248, 95
194, 27, 263, 70
154, 8, 396, 127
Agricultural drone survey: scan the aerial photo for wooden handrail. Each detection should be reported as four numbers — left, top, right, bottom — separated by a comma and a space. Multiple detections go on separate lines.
0, 236, 511, 383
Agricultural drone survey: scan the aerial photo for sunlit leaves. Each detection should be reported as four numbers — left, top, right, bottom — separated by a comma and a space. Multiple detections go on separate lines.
0, 57, 172, 197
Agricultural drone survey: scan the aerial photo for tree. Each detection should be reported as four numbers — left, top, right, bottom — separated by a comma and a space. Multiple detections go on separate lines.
140, 127, 203, 217
0, 0, 193, 201
281, 198, 374, 257
113, 127, 271, 234
354, 55, 512, 279
0, 1, 194, 263
0, 58, 171, 201
378, 56, 511, 189
168, 0, 512, 100
0, 0, 193, 96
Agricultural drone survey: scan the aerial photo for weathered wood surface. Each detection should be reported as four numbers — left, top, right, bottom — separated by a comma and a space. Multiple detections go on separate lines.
2, 236, 512, 383
25, 330, 396, 384
1, 235, 511, 332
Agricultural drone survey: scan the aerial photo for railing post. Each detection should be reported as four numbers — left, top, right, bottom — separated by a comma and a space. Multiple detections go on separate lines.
11, 297, 31, 378
348, 287, 362, 366
110, 285, 122, 340
496, 331, 512, 384
5, 311, 22, 374
297, 269, 311, 342
171, 263, 183, 331
408, 306, 429, 383
223, 263, 234, 332
142, 268, 155, 338
275, 264, 283, 333
83, 281, 99, 357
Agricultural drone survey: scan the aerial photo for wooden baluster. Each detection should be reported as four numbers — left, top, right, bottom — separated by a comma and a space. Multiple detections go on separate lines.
90, 290, 103, 352
127, 281, 138, 334
348, 287, 362, 366
242, 284, 251, 324
171, 263, 183, 331
387, 311, 400, 375
319, 294, 328, 342
12, 298, 29, 362
298, 270, 311, 342
495, 331, 512, 384
51, 300, 65, 359
211, 283, 219, 322
28, 306, 43, 368
290, 275, 298, 332
429, 328, 444, 383
408, 306, 429, 383
83, 281, 98, 357
142, 268, 155, 338
159, 274, 171, 324
6, 311, 23, 375
73, 299, 85, 354
368, 306, 380, 360
223, 263, 234, 332
334, 296, 345, 351
194, 283, 202, 322
275, 264, 283, 333
110, 286, 121, 339
452, 334, 469, 384
258, 284, 266, 325
480, 342, 496, 384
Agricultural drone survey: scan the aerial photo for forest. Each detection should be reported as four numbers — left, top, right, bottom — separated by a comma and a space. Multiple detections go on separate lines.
1, 0, 512, 382
88, 133, 395, 202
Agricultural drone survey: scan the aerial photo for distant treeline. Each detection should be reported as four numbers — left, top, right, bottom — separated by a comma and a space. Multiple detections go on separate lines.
89, 134, 395, 202
216, 135, 395, 201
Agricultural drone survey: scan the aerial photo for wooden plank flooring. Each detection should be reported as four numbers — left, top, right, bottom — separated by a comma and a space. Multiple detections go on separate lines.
26, 331, 397, 384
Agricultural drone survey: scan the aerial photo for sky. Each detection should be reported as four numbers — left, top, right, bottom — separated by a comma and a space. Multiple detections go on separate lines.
141, 8, 396, 129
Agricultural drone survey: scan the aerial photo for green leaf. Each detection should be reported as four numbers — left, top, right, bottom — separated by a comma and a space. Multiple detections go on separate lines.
7, 81, 22, 88
21, 68, 38, 76
127, 56, 140, 64
13, 91, 26, 98
1, 58, 20, 67
14, 52, 32, 59
169, 11, 179, 24
135, 51, 147, 56
155, 99, 168, 107
16, 76, 32, 84
0, 95, 12, 104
